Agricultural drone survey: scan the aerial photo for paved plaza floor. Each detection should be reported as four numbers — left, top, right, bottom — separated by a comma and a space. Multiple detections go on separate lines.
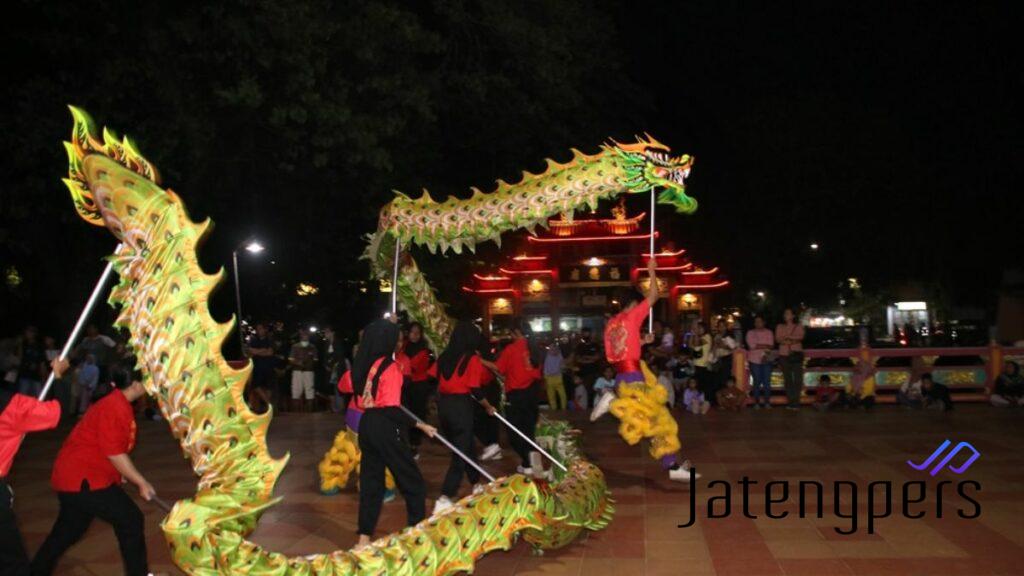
9, 404, 1023, 575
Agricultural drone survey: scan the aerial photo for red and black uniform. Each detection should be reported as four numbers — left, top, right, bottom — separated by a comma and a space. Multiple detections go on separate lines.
31, 389, 148, 576
0, 389, 60, 573
437, 355, 492, 497
400, 342, 434, 450
357, 358, 426, 537
495, 337, 541, 467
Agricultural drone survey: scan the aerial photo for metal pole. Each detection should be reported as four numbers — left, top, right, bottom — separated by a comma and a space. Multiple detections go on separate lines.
232, 250, 245, 355
649, 188, 656, 332
38, 247, 121, 400
398, 405, 495, 482
391, 237, 400, 315
489, 410, 567, 472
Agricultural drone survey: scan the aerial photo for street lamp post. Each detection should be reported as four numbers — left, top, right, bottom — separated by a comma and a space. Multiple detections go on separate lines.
232, 240, 264, 354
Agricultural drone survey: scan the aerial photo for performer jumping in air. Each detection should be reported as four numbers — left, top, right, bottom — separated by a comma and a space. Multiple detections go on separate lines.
492, 322, 541, 475
591, 257, 699, 482
433, 321, 498, 514
0, 358, 67, 574
32, 369, 156, 576
400, 322, 435, 459
352, 319, 435, 549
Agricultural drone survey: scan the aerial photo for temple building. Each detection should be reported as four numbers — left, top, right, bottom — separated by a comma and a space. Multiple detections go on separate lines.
463, 201, 729, 337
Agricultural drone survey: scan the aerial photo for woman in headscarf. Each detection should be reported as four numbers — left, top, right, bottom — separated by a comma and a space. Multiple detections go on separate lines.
351, 319, 435, 548
400, 322, 435, 458
432, 321, 497, 514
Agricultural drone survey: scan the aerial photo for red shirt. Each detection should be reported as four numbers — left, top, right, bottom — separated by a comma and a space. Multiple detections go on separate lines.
394, 351, 412, 377
343, 358, 404, 410
0, 392, 61, 477
495, 338, 540, 391
439, 355, 493, 395
604, 300, 651, 365
406, 348, 433, 383
51, 389, 136, 492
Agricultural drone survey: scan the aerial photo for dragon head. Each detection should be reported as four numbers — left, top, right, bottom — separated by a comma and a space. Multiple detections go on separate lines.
63, 106, 178, 242
605, 134, 696, 214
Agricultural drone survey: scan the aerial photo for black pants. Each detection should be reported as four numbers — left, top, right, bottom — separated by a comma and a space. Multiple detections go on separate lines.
357, 409, 426, 536
473, 381, 500, 446
31, 483, 147, 576
695, 366, 716, 402
1, 479, 29, 576
401, 379, 433, 448
438, 394, 481, 497
506, 387, 538, 467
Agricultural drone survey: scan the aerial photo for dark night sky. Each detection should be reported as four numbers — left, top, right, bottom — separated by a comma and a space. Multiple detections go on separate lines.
0, 1, 1020, 334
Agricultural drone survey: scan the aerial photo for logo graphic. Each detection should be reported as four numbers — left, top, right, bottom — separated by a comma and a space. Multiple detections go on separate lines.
907, 439, 980, 476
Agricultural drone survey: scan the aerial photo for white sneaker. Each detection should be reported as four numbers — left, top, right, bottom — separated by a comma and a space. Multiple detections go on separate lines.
472, 483, 486, 496
590, 390, 615, 422
516, 465, 533, 475
481, 443, 502, 461
669, 463, 701, 482
432, 495, 454, 515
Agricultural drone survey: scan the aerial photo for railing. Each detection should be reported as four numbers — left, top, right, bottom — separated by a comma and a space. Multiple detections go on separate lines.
731, 343, 1024, 404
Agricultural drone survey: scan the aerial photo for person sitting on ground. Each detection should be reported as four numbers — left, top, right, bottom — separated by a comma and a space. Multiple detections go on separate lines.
683, 377, 710, 415
32, 368, 155, 576
844, 360, 877, 410
593, 365, 616, 398
898, 375, 926, 409
572, 374, 589, 411
920, 373, 954, 411
672, 349, 694, 400
812, 374, 844, 411
654, 357, 676, 408
716, 376, 746, 411
990, 361, 1024, 407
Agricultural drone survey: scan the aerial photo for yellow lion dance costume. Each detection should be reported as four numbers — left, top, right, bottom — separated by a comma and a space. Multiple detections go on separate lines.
608, 361, 681, 459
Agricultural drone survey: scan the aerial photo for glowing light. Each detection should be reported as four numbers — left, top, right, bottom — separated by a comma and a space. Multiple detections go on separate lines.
527, 278, 546, 294
848, 277, 861, 289
245, 241, 265, 254
528, 232, 658, 243
309, 326, 318, 333
895, 301, 927, 311
681, 293, 698, 305
756, 291, 765, 298
810, 243, 819, 250
379, 278, 392, 293
296, 283, 319, 296
473, 273, 511, 281
583, 257, 606, 266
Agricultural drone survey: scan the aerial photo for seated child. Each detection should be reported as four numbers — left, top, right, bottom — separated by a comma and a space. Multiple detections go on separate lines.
813, 374, 844, 411
593, 365, 616, 397
683, 377, 710, 415
655, 360, 676, 408
920, 372, 953, 411
990, 361, 1024, 407
572, 374, 589, 411
842, 360, 877, 409
716, 376, 746, 411
898, 377, 925, 408
672, 350, 694, 400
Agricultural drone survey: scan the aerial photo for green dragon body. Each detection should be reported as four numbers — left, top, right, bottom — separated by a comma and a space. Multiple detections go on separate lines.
63, 108, 661, 574
366, 135, 696, 346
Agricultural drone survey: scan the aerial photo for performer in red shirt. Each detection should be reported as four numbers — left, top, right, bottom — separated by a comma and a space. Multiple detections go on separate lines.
0, 358, 66, 574
432, 321, 496, 514
493, 322, 541, 474
353, 319, 435, 549
31, 371, 155, 576
399, 322, 434, 458
592, 257, 698, 482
